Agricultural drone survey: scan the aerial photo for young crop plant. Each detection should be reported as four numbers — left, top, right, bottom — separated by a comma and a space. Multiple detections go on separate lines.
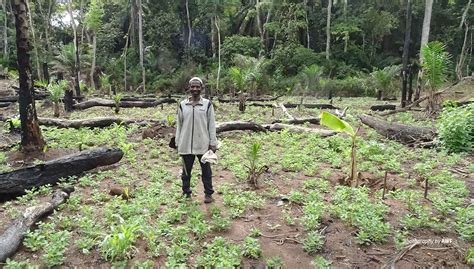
222, 188, 265, 218
3, 258, 39, 269
331, 186, 391, 244
245, 141, 268, 188
466, 247, 474, 265
242, 236, 262, 258
303, 231, 325, 254
195, 237, 242, 268
455, 205, 474, 241
266, 256, 284, 269
249, 227, 262, 238
100, 222, 140, 261
4, 117, 21, 133
320, 112, 359, 186
41, 230, 71, 267
47, 80, 68, 117
312, 255, 332, 269
113, 93, 123, 114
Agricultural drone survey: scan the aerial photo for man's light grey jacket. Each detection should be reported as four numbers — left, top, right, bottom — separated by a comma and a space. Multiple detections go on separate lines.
175, 97, 218, 155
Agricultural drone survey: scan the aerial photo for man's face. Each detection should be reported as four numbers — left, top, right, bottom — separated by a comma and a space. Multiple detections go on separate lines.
189, 81, 202, 97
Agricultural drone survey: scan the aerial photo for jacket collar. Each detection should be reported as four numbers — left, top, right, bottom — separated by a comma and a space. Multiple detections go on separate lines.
185, 96, 204, 106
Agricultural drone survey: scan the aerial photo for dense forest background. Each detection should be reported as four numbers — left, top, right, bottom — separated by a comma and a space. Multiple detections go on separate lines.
1, 0, 473, 98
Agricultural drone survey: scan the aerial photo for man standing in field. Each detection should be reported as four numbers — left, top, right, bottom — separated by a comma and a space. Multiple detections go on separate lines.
175, 77, 218, 203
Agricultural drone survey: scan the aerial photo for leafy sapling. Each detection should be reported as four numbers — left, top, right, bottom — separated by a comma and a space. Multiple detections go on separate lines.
320, 112, 360, 186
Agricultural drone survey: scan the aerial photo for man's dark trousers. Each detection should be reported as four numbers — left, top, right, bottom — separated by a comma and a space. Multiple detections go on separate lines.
181, 154, 214, 195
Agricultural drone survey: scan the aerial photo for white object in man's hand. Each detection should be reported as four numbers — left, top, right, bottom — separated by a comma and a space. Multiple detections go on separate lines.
201, 150, 218, 164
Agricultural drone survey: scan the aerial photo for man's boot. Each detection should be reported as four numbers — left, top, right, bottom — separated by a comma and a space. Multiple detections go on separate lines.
204, 194, 214, 203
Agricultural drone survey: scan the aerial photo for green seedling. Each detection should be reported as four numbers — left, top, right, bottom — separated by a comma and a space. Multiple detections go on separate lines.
320, 111, 359, 186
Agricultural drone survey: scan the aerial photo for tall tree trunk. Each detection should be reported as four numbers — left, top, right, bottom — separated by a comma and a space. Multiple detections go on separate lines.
459, 0, 471, 30
215, 15, 221, 94
456, 22, 470, 80
304, 0, 310, 48
326, 0, 332, 60
185, 0, 192, 48
36, 0, 53, 82
343, 0, 347, 18
401, 0, 412, 107
137, 0, 145, 92
263, 0, 273, 51
130, 0, 138, 47
123, 23, 131, 92
211, 16, 216, 58
67, 0, 81, 98
11, 0, 45, 152
25, 0, 41, 80
456, 0, 471, 80
414, 0, 433, 101
79, 0, 86, 44
2, 0, 8, 61
90, 32, 96, 90
256, 0, 264, 46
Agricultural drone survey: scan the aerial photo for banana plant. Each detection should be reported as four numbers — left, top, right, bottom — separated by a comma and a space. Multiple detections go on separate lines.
320, 112, 360, 186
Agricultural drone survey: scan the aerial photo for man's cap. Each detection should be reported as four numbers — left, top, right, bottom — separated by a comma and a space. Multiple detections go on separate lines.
189, 77, 203, 86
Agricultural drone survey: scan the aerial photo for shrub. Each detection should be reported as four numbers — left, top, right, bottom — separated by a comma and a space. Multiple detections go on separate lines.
437, 103, 474, 153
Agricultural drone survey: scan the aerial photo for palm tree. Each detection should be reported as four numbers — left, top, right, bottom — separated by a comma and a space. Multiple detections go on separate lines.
421, 41, 451, 114
371, 66, 399, 100
47, 80, 68, 117
51, 43, 90, 111
301, 65, 322, 95
51, 43, 91, 80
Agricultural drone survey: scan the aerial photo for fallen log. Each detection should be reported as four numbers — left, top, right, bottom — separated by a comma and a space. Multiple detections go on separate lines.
120, 97, 161, 102
370, 104, 396, 111
0, 116, 164, 128
359, 114, 436, 144
456, 100, 473, 107
0, 103, 12, 108
246, 102, 338, 109
0, 187, 74, 262
0, 93, 49, 103
272, 117, 320, 125
73, 97, 177, 110
218, 95, 282, 103
215, 121, 335, 137
280, 103, 295, 120
216, 121, 267, 133
265, 123, 335, 137
38, 117, 163, 128
0, 147, 124, 196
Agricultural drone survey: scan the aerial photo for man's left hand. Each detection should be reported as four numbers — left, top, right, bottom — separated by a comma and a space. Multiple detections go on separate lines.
209, 145, 217, 152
